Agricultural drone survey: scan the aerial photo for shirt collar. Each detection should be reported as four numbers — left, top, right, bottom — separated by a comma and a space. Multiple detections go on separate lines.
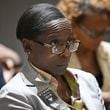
29, 61, 58, 90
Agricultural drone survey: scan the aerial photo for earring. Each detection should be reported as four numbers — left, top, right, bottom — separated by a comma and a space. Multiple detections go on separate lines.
27, 51, 30, 55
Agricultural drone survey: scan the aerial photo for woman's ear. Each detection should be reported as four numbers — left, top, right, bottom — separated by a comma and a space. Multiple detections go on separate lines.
22, 38, 32, 53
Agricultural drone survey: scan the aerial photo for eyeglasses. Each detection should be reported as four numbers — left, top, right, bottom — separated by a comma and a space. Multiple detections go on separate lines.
33, 39, 80, 55
78, 24, 110, 38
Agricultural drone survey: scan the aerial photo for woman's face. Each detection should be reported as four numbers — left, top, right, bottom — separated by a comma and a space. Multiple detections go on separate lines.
73, 13, 109, 51
25, 23, 73, 76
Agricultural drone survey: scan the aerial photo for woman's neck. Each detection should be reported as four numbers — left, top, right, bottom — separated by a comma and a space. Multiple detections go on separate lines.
54, 74, 72, 104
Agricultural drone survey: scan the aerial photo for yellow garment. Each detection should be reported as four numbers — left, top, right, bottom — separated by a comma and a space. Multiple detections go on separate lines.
64, 73, 87, 110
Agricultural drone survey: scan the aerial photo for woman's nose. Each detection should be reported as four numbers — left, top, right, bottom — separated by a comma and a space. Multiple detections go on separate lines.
60, 48, 71, 57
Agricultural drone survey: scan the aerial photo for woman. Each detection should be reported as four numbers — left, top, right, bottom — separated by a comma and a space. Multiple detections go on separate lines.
57, 0, 110, 108
0, 3, 105, 110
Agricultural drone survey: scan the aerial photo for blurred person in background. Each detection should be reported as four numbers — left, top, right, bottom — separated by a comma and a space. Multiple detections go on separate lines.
57, 0, 110, 109
0, 44, 21, 89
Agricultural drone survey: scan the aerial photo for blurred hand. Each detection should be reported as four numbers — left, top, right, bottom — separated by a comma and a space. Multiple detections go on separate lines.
0, 44, 20, 65
0, 44, 21, 83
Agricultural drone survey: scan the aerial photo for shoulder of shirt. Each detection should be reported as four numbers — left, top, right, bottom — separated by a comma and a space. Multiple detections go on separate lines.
67, 68, 105, 110
67, 68, 99, 86
67, 68, 101, 98
98, 41, 110, 55
0, 72, 36, 97
100, 41, 110, 47
67, 68, 95, 79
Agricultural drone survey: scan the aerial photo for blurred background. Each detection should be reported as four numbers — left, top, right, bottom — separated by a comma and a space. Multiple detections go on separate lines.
0, 0, 110, 60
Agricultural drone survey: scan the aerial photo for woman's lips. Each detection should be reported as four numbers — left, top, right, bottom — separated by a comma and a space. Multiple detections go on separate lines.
56, 63, 68, 68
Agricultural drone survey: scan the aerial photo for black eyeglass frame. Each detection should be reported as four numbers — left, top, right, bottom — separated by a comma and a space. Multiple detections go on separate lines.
32, 39, 80, 55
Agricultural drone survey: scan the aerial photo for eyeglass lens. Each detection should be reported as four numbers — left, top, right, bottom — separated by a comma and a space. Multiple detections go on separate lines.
51, 41, 80, 54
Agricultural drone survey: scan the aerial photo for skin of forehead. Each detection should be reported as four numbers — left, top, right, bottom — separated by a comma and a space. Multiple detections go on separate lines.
35, 18, 72, 41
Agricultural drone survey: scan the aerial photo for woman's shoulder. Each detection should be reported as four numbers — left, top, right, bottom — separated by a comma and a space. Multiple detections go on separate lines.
0, 72, 36, 97
67, 68, 100, 91
67, 68, 96, 80
67, 68, 105, 110
98, 41, 110, 55
100, 41, 110, 47
0, 72, 38, 110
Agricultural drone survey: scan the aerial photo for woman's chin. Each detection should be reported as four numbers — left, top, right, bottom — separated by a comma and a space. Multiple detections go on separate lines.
53, 69, 67, 76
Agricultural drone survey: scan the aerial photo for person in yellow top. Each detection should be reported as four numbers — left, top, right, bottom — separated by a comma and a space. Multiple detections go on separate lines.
0, 3, 105, 110
57, 0, 110, 109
